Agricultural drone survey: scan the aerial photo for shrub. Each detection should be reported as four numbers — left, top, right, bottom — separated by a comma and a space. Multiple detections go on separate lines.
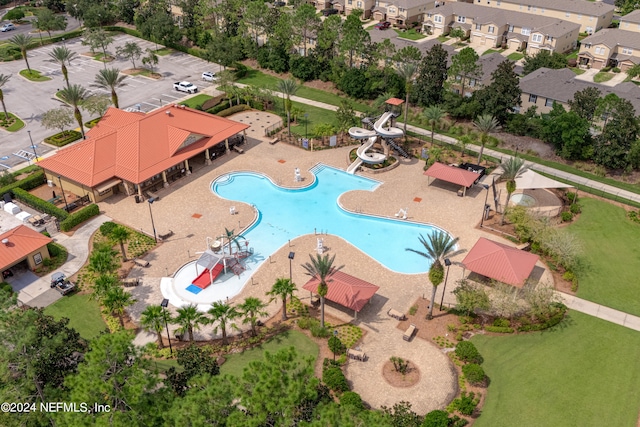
99, 221, 118, 237
462, 363, 486, 386
322, 367, 349, 393
12, 188, 68, 220
60, 204, 100, 232
0, 170, 45, 197
492, 318, 510, 327
612, 67, 621, 73
561, 211, 573, 222
216, 104, 251, 117
569, 203, 582, 214
0, 282, 14, 294
485, 325, 515, 333
422, 410, 451, 427
311, 323, 330, 338
563, 271, 575, 281
5, 8, 25, 20
44, 130, 82, 147
206, 100, 230, 115
339, 391, 364, 410
449, 391, 480, 416
566, 191, 578, 203
568, 58, 577, 67
409, 305, 418, 315
601, 66, 611, 72
85, 118, 102, 128
455, 341, 483, 364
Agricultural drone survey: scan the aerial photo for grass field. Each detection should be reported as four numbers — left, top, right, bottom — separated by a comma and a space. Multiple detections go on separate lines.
570, 68, 586, 75
593, 72, 614, 83
180, 94, 213, 109
395, 29, 426, 40
44, 293, 106, 340
220, 330, 318, 377
507, 52, 524, 61
568, 198, 640, 315
281, 99, 340, 137
473, 312, 640, 427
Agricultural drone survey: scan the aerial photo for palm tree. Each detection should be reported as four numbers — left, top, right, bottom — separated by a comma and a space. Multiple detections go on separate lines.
59, 84, 89, 139
473, 114, 500, 165
266, 277, 297, 321
0, 74, 10, 119
276, 78, 299, 135
221, 227, 246, 255
395, 61, 417, 135
48, 46, 77, 87
93, 68, 127, 109
406, 231, 460, 320
110, 225, 131, 261
207, 301, 239, 345
88, 245, 119, 275
238, 297, 268, 336
423, 105, 445, 146
10, 34, 33, 72
500, 156, 528, 225
175, 304, 207, 342
102, 286, 136, 328
141, 305, 167, 349
301, 253, 343, 328
91, 273, 118, 302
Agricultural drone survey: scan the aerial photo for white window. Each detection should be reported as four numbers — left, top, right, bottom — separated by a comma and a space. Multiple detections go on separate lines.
427, 13, 432, 18
529, 94, 538, 103
549, 36, 553, 42
532, 34, 543, 43
595, 47, 604, 55
389, 7, 395, 13
457, 16, 466, 23
585, 43, 591, 49
434, 15, 442, 23
456, 75, 462, 81
470, 78, 477, 87
638, 24, 640, 30
623, 47, 634, 54
541, 8, 545, 13
519, 4, 522, 9
586, 26, 593, 33
545, 98, 554, 107
521, 27, 531, 35
533, 7, 537, 12
357, 1, 362, 6
508, 24, 514, 32
476, 23, 481, 30
488, 26, 495, 33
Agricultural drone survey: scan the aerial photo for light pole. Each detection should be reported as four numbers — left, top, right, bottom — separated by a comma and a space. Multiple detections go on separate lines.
160, 299, 173, 355
288, 251, 295, 282
439, 258, 452, 311
148, 197, 158, 243
480, 181, 491, 228
57, 176, 69, 212
304, 113, 308, 139
28, 131, 38, 162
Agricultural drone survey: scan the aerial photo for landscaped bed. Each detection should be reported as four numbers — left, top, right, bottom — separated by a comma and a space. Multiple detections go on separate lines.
0, 112, 25, 131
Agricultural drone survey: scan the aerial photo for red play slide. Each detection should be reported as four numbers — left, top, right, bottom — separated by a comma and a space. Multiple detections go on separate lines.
192, 263, 225, 289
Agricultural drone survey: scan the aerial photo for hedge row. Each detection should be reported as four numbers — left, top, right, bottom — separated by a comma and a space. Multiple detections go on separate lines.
485, 326, 515, 334
60, 204, 100, 232
44, 130, 82, 147
12, 188, 69, 220
0, 170, 46, 198
217, 104, 251, 117
206, 101, 230, 115
517, 307, 566, 332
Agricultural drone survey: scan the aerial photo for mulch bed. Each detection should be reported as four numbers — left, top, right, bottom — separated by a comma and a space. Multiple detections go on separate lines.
382, 359, 420, 388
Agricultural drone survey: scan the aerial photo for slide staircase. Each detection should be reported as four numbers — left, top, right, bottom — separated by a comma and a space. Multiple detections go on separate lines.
386, 138, 411, 158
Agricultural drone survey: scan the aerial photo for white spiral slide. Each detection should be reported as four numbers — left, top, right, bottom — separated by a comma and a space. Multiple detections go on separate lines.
346, 112, 404, 174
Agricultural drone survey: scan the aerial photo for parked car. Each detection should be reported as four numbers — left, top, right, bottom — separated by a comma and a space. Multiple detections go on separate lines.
1, 23, 15, 32
173, 81, 198, 94
50, 272, 76, 296
374, 21, 391, 30
201, 71, 217, 82
273, 1, 286, 6
322, 8, 339, 16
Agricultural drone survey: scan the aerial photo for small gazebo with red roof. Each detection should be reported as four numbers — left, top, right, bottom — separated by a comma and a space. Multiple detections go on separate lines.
423, 162, 481, 196
302, 271, 380, 318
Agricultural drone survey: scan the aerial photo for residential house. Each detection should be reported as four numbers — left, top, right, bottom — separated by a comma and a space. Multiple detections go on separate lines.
460, 0, 614, 34
423, 3, 579, 54
334, 0, 376, 18
37, 105, 249, 203
372, 0, 435, 27
518, 67, 640, 114
619, 9, 640, 33
450, 52, 506, 96
578, 29, 640, 71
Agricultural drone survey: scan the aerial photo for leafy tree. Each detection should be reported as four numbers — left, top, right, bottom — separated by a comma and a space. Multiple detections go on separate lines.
594, 95, 639, 170
381, 401, 423, 427
166, 344, 220, 396
335, 99, 359, 132
48, 46, 77, 87
500, 156, 528, 224
395, 61, 418, 134
301, 254, 344, 327
166, 374, 239, 424
522, 50, 568, 75
454, 341, 483, 364
339, 10, 371, 68
448, 47, 482, 97
82, 28, 114, 69
82, 3, 115, 28
453, 279, 490, 316
207, 301, 239, 345
316, 14, 342, 64
475, 59, 521, 124
568, 86, 601, 123
175, 304, 207, 342
406, 231, 460, 320
626, 63, 640, 79
93, 68, 127, 109
267, 277, 297, 321
82, 94, 112, 117
292, 4, 321, 56
140, 304, 167, 348
141, 48, 159, 73
115, 0, 140, 24
103, 286, 136, 327
423, 105, 445, 146
34, 9, 67, 39
413, 44, 448, 107
135, 6, 181, 48
10, 34, 33, 72
277, 78, 299, 134
449, 27, 466, 43
116, 41, 143, 69
377, 38, 397, 66
393, 46, 422, 66
43, 0, 66, 12
473, 114, 500, 165
41, 107, 74, 133
540, 104, 592, 160
241, 0, 270, 48
328, 335, 344, 359
59, 84, 89, 139
4, 8, 25, 21
0, 74, 10, 119
238, 297, 268, 336
338, 67, 367, 99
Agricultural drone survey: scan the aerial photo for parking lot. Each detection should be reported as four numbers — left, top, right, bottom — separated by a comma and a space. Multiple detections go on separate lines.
0, 33, 222, 168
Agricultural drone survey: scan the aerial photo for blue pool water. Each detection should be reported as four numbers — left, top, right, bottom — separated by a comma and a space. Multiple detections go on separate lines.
212, 165, 448, 274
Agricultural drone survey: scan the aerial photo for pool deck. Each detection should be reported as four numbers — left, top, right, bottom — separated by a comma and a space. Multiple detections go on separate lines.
98, 114, 553, 414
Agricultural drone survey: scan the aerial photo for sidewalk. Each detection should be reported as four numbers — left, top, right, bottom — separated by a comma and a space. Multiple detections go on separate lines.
560, 293, 640, 332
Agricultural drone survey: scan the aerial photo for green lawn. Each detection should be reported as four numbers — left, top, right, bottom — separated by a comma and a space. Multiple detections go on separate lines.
287, 100, 340, 137
482, 49, 502, 56
44, 293, 106, 340
507, 52, 524, 61
180, 94, 213, 109
220, 330, 318, 377
570, 67, 586, 75
437, 35, 450, 42
473, 312, 640, 427
593, 71, 614, 83
153, 48, 173, 56
395, 29, 426, 40
568, 198, 640, 315
565, 49, 579, 60
19, 69, 51, 82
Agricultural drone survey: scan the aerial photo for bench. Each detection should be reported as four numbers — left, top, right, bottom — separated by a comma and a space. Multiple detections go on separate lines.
233, 145, 244, 154
403, 323, 417, 341
516, 242, 531, 251
347, 348, 366, 361
122, 278, 140, 287
47, 195, 61, 204
269, 137, 279, 145
158, 230, 174, 241
133, 259, 150, 268
387, 308, 406, 321
146, 191, 159, 201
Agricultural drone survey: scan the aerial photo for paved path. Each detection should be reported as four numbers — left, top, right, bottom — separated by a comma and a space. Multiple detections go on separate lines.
560, 293, 640, 332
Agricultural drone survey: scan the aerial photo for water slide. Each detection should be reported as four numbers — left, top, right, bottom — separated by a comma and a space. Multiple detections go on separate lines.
346, 111, 404, 174
192, 263, 225, 289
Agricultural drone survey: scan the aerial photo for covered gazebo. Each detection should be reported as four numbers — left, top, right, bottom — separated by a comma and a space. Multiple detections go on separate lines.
461, 237, 539, 288
423, 162, 481, 196
302, 271, 380, 318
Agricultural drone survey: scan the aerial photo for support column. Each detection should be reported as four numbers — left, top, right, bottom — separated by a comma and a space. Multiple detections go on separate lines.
162, 171, 169, 188
184, 159, 191, 175
137, 185, 143, 200
205, 148, 211, 165
225, 138, 230, 154
123, 181, 132, 197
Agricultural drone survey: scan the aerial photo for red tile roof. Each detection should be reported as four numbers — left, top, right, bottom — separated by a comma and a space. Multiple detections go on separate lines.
462, 237, 539, 287
423, 162, 480, 188
0, 225, 52, 270
385, 97, 405, 106
302, 271, 380, 312
38, 105, 250, 187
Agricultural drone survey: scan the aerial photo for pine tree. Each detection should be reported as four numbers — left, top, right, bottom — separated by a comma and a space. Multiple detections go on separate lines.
413, 44, 448, 107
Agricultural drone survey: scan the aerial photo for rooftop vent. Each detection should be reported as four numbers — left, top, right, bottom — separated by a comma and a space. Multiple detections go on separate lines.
2, 239, 9, 245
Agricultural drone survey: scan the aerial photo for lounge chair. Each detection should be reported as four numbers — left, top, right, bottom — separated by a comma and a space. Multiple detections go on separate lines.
122, 278, 140, 287
403, 324, 417, 341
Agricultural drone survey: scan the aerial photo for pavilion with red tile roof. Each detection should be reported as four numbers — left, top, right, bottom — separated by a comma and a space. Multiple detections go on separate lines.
0, 225, 53, 276
37, 104, 249, 203
423, 162, 482, 196
302, 270, 380, 318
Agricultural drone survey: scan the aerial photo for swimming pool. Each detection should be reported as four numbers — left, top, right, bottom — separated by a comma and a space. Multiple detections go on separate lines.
212, 164, 449, 274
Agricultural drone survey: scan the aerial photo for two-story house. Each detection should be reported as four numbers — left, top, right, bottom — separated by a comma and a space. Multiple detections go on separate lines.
333, 0, 376, 17
460, 0, 614, 34
424, 3, 579, 54
449, 52, 506, 96
618, 9, 640, 33
578, 28, 640, 71
372, 0, 435, 27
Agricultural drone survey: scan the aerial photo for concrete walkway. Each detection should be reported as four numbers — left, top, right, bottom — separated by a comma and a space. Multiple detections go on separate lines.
560, 293, 640, 332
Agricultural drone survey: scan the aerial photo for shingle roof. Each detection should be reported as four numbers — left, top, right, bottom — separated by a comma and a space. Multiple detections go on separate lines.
519, 67, 640, 113
477, 52, 508, 85
497, 0, 613, 16
0, 225, 52, 270
302, 271, 380, 312
38, 105, 249, 187
581, 28, 640, 50
620, 9, 640, 25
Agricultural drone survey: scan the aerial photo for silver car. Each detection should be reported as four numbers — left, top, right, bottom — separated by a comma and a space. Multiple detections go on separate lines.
1, 23, 15, 32
202, 71, 217, 82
